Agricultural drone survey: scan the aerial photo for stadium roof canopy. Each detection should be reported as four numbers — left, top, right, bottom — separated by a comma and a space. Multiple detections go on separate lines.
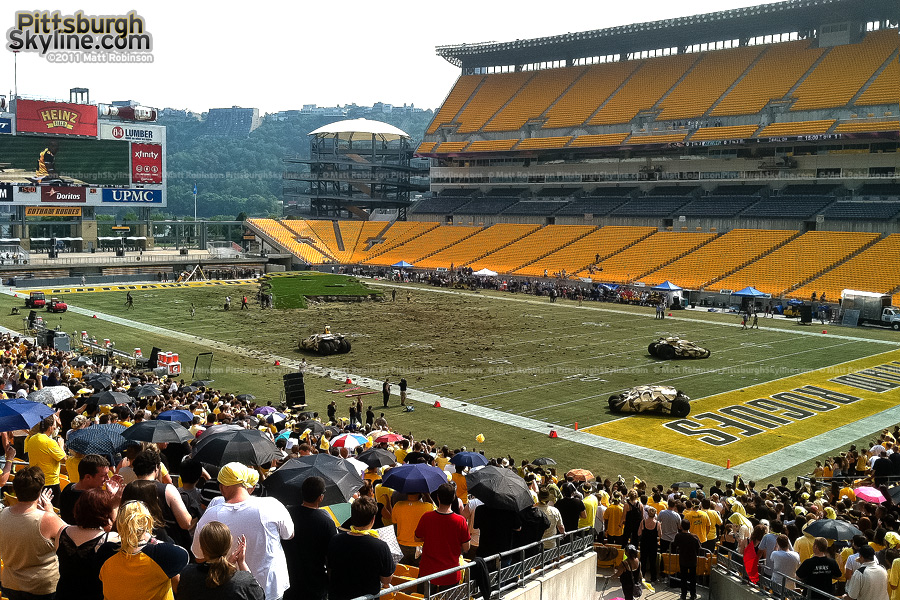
436, 0, 896, 68
308, 118, 410, 142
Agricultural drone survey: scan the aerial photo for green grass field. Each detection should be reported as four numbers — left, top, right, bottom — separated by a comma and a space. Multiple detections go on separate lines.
265, 272, 383, 309
5, 276, 898, 487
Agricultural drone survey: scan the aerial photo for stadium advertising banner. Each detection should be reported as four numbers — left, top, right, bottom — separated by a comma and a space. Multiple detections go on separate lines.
41, 186, 86, 202
131, 143, 162, 184
102, 188, 162, 203
0, 118, 11, 134
99, 122, 165, 144
15, 99, 98, 137
25, 206, 81, 217
0, 183, 12, 201
0, 134, 130, 186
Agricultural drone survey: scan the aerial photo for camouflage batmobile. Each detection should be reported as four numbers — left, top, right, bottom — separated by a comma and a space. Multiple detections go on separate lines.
647, 336, 711, 360
299, 330, 351, 356
608, 385, 692, 417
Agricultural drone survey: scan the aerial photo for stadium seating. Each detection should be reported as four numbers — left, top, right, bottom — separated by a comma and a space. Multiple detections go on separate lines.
714, 231, 879, 295
790, 29, 898, 111
306, 220, 341, 256
465, 140, 519, 152
656, 46, 763, 121
823, 201, 900, 221
857, 184, 900, 199
591, 231, 716, 282
454, 198, 520, 215
625, 132, 687, 145
345, 222, 397, 264
645, 229, 796, 289
415, 224, 540, 270
856, 56, 900, 106
361, 222, 440, 264
609, 197, 693, 217
412, 192, 479, 215
759, 120, 836, 137
502, 201, 570, 216
674, 197, 760, 218
335, 221, 365, 263
469, 225, 597, 272
416, 141, 437, 154
365, 225, 483, 267
426, 75, 484, 134
791, 234, 900, 301
433, 141, 470, 154
589, 54, 698, 126
514, 226, 655, 277
247, 219, 333, 264
516, 136, 573, 150
711, 40, 825, 117
835, 120, 900, 133
569, 133, 629, 147
689, 125, 759, 141
455, 72, 533, 134
542, 61, 642, 129
485, 68, 584, 132
554, 197, 631, 217
740, 196, 835, 219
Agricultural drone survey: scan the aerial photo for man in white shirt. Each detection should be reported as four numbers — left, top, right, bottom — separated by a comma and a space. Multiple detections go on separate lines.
192, 463, 294, 600
844, 544, 888, 600
658, 499, 683, 553
770, 534, 800, 590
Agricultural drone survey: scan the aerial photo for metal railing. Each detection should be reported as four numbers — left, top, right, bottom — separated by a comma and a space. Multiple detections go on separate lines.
352, 527, 595, 600
715, 546, 843, 600
24, 253, 259, 266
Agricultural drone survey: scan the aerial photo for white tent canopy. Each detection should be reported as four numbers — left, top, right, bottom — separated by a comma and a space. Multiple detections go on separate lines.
473, 268, 498, 277
308, 118, 410, 142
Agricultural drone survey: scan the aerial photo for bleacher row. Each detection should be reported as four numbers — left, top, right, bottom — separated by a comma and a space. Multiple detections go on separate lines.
412, 184, 900, 221
247, 218, 900, 301
420, 28, 898, 152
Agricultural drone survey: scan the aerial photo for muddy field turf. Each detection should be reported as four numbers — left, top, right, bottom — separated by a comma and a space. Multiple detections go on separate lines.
4, 273, 898, 485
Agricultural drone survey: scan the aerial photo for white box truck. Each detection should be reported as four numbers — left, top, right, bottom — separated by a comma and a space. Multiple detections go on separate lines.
841, 289, 900, 330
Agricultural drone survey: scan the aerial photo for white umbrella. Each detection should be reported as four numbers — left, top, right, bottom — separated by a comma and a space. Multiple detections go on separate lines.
27, 386, 74, 405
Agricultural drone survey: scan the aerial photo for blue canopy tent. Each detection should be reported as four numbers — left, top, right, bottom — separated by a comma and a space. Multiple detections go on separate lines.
392, 261, 414, 268
732, 286, 767, 297
651, 281, 683, 291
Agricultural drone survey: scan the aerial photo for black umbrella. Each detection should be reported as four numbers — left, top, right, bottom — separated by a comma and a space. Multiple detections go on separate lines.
532, 457, 557, 466
466, 465, 534, 512
236, 394, 256, 402
191, 380, 214, 387
128, 377, 142, 384
134, 384, 162, 398
295, 420, 325, 435
181, 386, 200, 393
191, 428, 278, 467
889, 486, 900, 504
73, 356, 93, 367
91, 391, 132, 406
67, 424, 131, 463
356, 448, 397, 469
263, 455, 364, 507
122, 420, 193, 444
404, 451, 432, 464
323, 425, 341, 436
804, 519, 861, 541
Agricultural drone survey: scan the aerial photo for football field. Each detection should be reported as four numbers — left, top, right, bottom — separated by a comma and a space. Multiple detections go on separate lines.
6, 274, 900, 484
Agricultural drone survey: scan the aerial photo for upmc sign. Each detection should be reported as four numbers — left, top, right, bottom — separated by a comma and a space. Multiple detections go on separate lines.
102, 189, 162, 204
99, 122, 164, 143
131, 143, 163, 184
15, 100, 98, 137
41, 186, 86, 203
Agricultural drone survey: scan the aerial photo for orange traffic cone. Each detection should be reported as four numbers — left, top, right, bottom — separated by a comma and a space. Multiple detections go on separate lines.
574, 422, 579, 430
92, 315, 97, 318
345, 377, 352, 384
822, 330, 827, 334
274, 360, 280, 366
434, 401, 441, 408
549, 430, 558, 438
13, 293, 17, 297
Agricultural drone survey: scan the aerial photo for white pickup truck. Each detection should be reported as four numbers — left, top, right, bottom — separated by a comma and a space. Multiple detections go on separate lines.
841, 289, 900, 330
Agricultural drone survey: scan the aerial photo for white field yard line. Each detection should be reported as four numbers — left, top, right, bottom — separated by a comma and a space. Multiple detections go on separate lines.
50, 302, 733, 479
369, 282, 900, 347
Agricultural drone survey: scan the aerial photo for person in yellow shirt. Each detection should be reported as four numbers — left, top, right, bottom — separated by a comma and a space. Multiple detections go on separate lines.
579, 483, 599, 531
839, 482, 856, 503
701, 497, 722, 552
684, 500, 711, 544
604, 494, 625, 545
24, 416, 66, 505
394, 440, 409, 464
649, 492, 667, 517
392, 492, 434, 566
374, 482, 395, 527
451, 466, 468, 505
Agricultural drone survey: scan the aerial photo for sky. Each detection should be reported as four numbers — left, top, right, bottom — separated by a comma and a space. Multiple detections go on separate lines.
1, 0, 770, 114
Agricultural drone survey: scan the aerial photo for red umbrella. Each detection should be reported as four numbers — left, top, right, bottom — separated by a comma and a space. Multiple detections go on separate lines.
375, 433, 405, 443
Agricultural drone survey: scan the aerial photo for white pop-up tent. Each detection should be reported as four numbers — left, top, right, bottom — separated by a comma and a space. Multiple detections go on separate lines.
473, 268, 498, 277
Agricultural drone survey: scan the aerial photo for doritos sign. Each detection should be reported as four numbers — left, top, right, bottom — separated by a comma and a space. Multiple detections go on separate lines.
15, 99, 98, 137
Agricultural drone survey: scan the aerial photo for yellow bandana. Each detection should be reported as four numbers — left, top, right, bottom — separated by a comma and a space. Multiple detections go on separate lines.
350, 526, 380, 538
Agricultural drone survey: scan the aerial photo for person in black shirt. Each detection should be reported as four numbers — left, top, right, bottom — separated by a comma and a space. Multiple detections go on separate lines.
796, 537, 841, 600
399, 378, 408, 406
474, 504, 522, 560
327, 497, 394, 600
671, 519, 703, 600
283, 477, 337, 600
555, 483, 587, 532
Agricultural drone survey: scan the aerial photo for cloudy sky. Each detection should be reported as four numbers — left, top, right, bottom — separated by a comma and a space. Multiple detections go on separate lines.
2, 0, 768, 114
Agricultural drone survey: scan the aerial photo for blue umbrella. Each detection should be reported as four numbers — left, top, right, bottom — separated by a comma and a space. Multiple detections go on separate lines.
449, 451, 489, 469
157, 410, 194, 422
381, 463, 448, 494
0, 399, 54, 432
67, 424, 131, 463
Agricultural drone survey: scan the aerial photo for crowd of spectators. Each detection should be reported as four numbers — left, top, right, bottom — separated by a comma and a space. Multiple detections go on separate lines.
3, 331, 900, 600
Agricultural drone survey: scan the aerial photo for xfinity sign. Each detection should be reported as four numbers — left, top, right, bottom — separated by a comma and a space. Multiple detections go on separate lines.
102, 189, 162, 203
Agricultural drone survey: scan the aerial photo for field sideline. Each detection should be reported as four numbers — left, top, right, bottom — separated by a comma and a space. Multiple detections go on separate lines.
4, 276, 899, 484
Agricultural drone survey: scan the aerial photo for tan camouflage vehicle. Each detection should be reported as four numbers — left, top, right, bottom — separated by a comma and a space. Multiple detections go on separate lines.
608, 385, 692, 417
299, 326, 351, 356
648, 336, 711, 360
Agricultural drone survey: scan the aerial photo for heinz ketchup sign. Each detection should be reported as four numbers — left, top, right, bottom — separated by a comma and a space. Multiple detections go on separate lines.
15, 100, 98, 137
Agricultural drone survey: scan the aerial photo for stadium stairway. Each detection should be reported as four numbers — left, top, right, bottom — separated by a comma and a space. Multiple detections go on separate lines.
849, 48, 900, 106
702, 230, 803, 289
634, 231, 722, 280
783, 46, 832, 106
782, 233, 885, 297
332, 221, 345, 252
511, 226, 600, 273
